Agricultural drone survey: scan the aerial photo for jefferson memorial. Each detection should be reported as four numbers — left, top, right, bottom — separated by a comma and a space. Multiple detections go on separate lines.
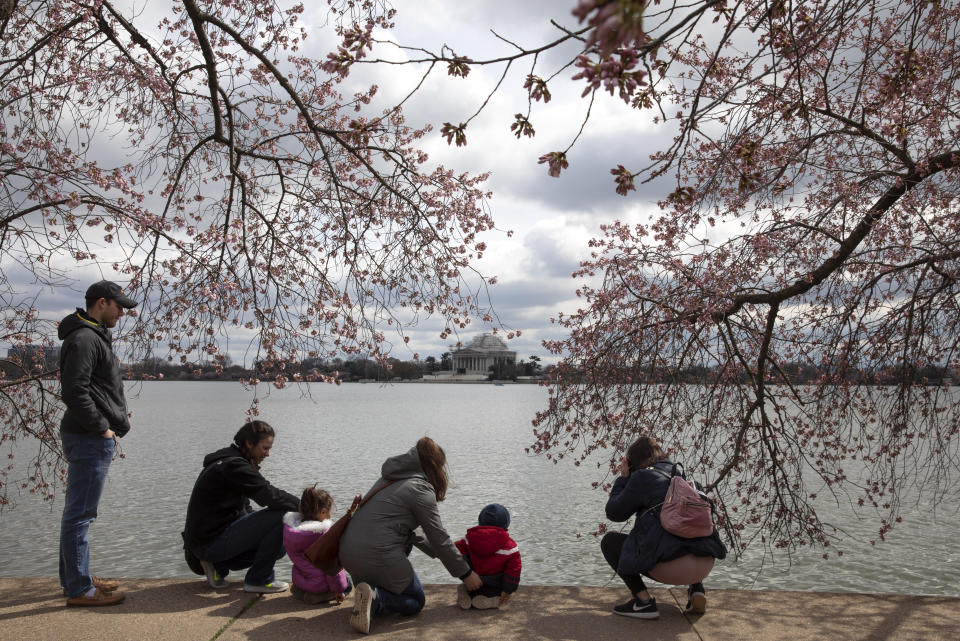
451, 333, 517, 375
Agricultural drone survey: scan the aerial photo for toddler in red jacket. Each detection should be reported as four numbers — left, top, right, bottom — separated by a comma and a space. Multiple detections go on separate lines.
454, 503, 521, 609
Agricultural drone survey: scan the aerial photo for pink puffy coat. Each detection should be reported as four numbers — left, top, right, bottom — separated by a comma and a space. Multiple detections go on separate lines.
282, 512, 350, 594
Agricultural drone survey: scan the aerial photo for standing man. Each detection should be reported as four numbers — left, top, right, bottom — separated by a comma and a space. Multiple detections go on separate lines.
182, 420, 299, 593
58, 280, 138, 606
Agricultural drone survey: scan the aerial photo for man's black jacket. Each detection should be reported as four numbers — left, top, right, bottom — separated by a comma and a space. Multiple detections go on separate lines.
58, 309, 131, 437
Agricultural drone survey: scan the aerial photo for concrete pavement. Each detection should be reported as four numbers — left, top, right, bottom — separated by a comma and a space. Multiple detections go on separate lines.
1, 579, 958, 641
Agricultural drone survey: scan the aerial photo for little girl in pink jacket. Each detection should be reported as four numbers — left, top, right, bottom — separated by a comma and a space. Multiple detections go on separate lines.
283, 486, 352, 604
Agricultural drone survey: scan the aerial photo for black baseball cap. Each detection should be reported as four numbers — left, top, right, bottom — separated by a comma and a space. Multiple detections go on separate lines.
85, 280, 138, 308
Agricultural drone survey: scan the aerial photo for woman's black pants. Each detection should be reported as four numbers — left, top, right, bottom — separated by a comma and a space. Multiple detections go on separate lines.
601, 531, 648, 595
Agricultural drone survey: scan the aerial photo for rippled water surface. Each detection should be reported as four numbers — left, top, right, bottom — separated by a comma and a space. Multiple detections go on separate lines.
1, 381, 957, 595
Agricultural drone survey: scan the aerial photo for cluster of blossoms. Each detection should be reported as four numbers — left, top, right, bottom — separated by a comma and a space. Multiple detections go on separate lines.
571, 49, 647, 101
610, 164, 636, 195
572, 0, 655, 58
440, 122, 468, 147
537, 151, 569, 177
523, 74, 552, 103
510, 114, 535, 139
322, 20, 377, 76
447, 56, 472, 78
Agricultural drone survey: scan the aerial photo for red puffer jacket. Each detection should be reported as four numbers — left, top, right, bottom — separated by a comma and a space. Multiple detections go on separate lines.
455, 525, 521, 593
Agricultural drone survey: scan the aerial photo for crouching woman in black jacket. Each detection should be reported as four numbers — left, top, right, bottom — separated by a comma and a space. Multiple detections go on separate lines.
182, 420, 299, 594
602, 435, 726, 620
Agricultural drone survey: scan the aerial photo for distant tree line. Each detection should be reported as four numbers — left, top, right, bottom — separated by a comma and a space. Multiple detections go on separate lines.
119, 351, 551, 383
5, 351, 949, 386
3, 350, 950, 386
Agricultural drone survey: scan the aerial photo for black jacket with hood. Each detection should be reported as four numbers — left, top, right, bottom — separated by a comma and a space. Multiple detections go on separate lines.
58, 309, 131, 437
182, 444, 299, 551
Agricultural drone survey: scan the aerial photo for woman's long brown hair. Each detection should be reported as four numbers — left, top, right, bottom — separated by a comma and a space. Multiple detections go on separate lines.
416, 436, 448, 502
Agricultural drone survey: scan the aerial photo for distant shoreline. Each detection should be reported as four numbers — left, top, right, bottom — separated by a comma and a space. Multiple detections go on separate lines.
119, 377, 545, 384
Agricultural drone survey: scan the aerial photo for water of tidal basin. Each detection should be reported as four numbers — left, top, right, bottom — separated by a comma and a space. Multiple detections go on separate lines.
0, 381, 957, 596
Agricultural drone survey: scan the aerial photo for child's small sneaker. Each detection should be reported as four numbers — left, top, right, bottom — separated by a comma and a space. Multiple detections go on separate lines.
351, 582, 375, 634
613, 596, 659, 619
457, 583, 472, 610
471, 594, 501, 610
243, 579, 289, 594
686, 583, 706, 614
200, 560, 228, 589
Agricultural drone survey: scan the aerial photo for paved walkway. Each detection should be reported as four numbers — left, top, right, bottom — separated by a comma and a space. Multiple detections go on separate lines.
1, 579, 958, 641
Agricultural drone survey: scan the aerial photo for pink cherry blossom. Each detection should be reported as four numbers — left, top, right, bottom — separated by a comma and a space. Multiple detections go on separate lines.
538, 151, 569, 177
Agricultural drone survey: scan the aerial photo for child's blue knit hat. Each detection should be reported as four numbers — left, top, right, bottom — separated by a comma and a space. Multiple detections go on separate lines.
478, 503, 510, 529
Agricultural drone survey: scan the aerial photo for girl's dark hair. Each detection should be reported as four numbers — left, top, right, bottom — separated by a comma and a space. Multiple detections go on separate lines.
626, 435, 667, 473
416, 436, 448, 502
299, 485, 334, 519
234, 420, 275, 456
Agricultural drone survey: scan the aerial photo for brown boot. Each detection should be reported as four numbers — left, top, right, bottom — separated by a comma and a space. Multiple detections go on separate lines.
93, 577, 120, 592
66, 588, 126, 607
62, 577, 120, 596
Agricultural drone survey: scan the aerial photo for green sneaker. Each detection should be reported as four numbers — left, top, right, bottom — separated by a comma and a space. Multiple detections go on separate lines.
200, 561, 228, 589
243, 579, 289, 594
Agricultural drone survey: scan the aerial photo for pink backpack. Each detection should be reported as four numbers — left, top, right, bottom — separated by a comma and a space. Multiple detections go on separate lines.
653, 464, 714, 539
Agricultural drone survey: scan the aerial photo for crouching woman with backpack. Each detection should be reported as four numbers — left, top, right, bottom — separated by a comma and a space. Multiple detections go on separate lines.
602, 435, 727, 620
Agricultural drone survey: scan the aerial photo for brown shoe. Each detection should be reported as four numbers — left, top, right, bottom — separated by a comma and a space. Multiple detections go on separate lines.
66, 588, 126, 607
94, 577, 120, 592
61, 577, 120, 596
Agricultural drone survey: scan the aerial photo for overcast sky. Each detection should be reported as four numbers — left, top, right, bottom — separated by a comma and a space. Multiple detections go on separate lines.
15, 1, 671, 366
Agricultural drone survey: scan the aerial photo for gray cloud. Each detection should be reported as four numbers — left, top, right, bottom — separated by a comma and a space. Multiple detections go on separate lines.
0, 259, 104, 319
487, 277, 577, 316
518, 228, 584, 279
491, 126, 679, 215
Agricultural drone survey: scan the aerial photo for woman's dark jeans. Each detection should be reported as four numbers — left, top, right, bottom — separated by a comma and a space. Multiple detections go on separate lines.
197, 508, 287, 586
373, 573, 426, 616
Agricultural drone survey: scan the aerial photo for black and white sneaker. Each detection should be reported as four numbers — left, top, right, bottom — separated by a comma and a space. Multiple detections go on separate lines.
613, 596, 659, 619
685, 583, 706, 614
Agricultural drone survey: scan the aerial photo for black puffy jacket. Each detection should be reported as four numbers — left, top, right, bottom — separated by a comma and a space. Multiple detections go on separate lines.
58, 309, 131, 437
182, 444, 299, 551
606, 460, 727, 575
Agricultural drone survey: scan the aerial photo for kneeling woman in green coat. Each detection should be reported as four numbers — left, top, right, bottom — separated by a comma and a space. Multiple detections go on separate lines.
339, 437, 482, 634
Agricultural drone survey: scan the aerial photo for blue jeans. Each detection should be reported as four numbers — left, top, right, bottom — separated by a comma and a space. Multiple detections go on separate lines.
197, 509, 286, 585
59, 431, 115, 597
373, 573, 425, 616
